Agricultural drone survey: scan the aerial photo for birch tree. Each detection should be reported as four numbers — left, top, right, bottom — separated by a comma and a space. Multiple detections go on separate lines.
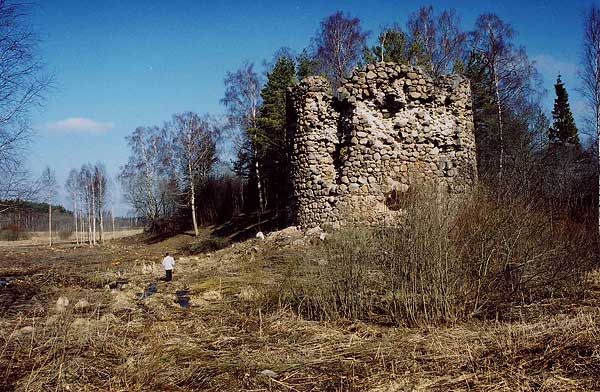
120, 125, 174, 233
171, 112, 218, 236
407, 6, 467, 76
313, 11, 368, 89
468, 13, 540, 182
93, 164, 107, 242
65, 169, 80, 244
79, 164, 95, 245
222, 63, 264, 211
41, 166, 57, 246
580, 4, 600, 234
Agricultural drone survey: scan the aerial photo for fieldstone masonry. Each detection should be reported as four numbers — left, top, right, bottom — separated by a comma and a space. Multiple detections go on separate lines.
287, 62, 478, 228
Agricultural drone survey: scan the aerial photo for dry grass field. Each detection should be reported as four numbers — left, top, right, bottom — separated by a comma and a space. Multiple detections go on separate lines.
0, 227, 598, 391
0, 230, 143, 247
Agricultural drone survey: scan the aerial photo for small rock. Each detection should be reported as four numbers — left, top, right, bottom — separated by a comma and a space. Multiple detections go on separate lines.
306, 226, 322, 236
74, 299, 90, 310
55, 296, 69, 313
255, 231, 265, 240
260, 369, 279, 378
19, 326, 34, 334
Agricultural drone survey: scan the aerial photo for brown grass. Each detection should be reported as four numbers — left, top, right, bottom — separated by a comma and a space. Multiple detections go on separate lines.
0, 221, 598, 391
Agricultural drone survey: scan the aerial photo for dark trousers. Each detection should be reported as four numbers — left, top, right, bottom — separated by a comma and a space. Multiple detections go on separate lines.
165, 269, 173, 282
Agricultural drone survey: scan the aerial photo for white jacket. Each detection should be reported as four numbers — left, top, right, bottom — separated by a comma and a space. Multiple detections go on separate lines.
162, 256, 175, 270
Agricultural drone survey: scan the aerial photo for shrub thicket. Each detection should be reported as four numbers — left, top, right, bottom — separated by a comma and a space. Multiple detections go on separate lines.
276, 189, 598, 326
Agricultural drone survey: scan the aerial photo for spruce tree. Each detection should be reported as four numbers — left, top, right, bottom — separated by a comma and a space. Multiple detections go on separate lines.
255, 54, 297, 209
549, 74, 580, 146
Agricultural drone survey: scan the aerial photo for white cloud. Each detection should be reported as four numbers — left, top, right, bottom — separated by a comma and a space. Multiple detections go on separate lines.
532, 54, 578, 80
43, 117, 114, 134
571, 99, 588, 117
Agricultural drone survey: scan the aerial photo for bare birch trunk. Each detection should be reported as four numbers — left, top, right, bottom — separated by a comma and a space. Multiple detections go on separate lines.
48, 201, 52, 247
88, 191, 92, 246
255, 149, 264, 212
73, 193, 79, 244
100, 211, 104, 243
189, 161, 199, 236
493, 67, 504, 183
92, 184, 97, 246
80, 205, 85, 245
98, 178, 104, 243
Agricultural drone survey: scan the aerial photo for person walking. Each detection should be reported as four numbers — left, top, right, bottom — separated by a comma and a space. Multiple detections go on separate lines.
162, 252, 175, 282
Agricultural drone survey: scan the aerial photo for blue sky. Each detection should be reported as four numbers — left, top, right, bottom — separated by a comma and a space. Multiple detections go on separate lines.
26, 0, 592, 214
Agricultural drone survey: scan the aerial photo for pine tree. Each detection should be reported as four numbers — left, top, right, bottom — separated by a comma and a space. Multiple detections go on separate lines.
549, 74, 580, 147
296, 48, 319, 79
363, 28, 411, 64
255, 54, 297, 209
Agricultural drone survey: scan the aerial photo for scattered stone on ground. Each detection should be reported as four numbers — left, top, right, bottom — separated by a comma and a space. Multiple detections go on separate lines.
74, 298, 90, 310
55, 296, 69, 312
259, 369, 279, 378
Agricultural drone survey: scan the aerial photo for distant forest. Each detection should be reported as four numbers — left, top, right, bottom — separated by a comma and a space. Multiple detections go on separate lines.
0, 199, 139, 235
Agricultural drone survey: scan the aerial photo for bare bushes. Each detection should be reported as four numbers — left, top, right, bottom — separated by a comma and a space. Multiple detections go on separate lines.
455, 193, 597, 317
278, 189, 598, 326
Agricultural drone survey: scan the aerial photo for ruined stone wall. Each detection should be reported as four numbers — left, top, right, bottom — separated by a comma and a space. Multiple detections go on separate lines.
287, 62, 477, 228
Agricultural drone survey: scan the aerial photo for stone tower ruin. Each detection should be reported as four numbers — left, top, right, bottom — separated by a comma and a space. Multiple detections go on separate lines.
287, 62, 478, 228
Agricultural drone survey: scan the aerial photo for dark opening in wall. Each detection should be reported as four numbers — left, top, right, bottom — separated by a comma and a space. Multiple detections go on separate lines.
385, 189, 403, 211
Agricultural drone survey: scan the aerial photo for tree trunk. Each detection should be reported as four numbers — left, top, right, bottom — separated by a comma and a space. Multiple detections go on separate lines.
189, 162, 199, 236
99, 178, 104, 243
73, 194, 79, 245
493, 66, 504, 183
597, 111, 600, 236
92, 185, 97, 246
48, 201, 52, 247
100, 210, 104, 243
254, 151, 264, 212
80, 205, 85, 245
88, 193, 92, 246
112, 209, 115, 240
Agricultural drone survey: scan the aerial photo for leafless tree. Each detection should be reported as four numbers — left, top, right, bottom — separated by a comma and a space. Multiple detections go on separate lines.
170, 112, 218, 236
470, 13, 540, 182
41, 166, 56, 246
65, 169, 80, 244
313, 11, 368, 89
580, 4, 600, 234
407, 6, 467, 76
221, 63, 264, 211
119, 126, 174, 232
79, 164, 95, 245
94, 163, 107, 242
0, 1, 51, 208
